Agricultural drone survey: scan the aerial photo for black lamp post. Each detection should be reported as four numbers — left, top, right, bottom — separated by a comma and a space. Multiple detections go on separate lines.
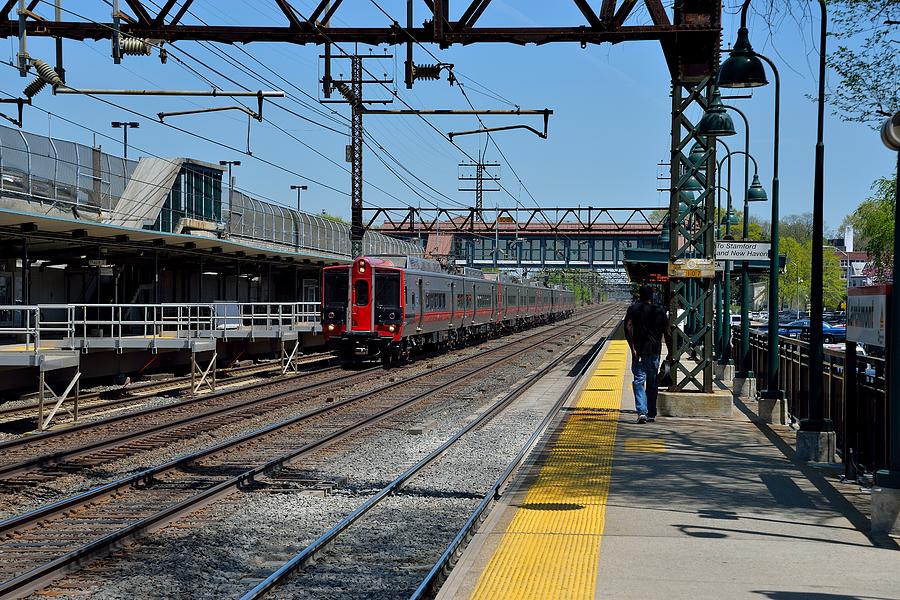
291, 184, 308, 213
801, 0, 833, 439
111, 121, 139, 160
878, 110, 900, 490
219, 160, 241, 210
700, 91, 736, 361
718, 1, 783, 412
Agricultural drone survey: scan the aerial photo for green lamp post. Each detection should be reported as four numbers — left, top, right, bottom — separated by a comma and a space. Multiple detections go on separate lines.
718, 0, 783, 412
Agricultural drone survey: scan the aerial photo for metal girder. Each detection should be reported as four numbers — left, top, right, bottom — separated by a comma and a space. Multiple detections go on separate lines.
366, 206, 663, 235
122, 0, 152, 26
0, 1, 719, 77
667, 78, 716, 393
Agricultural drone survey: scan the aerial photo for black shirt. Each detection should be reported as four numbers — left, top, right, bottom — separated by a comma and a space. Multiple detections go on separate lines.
625, 301, 668, 357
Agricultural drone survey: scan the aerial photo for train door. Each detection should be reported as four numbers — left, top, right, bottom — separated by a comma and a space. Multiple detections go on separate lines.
417, 278, 424, 330
450, 281, 456, 324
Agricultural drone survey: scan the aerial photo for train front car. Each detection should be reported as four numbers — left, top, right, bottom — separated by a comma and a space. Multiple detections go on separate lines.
323, 257, 404, 362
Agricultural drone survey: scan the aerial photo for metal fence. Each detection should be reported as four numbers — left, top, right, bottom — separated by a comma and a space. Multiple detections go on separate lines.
0, 302, 322, 351
747, 328, 889, 474
228, 190, 421, 257
0, 124, 136, 212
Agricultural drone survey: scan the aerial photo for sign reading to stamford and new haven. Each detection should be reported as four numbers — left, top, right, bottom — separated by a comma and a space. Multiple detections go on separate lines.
715, 241, 772, 261
847, 285, 890, 347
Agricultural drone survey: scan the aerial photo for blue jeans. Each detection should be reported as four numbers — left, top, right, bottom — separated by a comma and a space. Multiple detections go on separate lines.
632, 354, 660, 418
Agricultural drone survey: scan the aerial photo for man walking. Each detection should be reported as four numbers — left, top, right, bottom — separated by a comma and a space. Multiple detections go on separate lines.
624, 285, 670, 423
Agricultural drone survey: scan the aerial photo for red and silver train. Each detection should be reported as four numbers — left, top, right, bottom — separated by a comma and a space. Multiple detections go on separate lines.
322, 256, 575, 363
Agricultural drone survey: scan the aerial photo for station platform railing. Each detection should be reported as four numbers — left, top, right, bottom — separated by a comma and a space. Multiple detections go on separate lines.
747, 328, 888, 478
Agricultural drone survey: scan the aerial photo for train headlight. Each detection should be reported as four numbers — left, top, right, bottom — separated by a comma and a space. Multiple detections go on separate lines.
388, 325, 396, 333
327, 324, 335, 332
357, 259, 367, 274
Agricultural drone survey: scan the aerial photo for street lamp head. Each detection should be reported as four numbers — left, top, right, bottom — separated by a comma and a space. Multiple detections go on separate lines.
128, 122, 139, 128
747, 173, 768, 202
291, 185, 309, 191
219, 160, 241, 166
659, 214, 671, 245
718, 27, 769, 89
688, 142, 708, 168
111, 121, 122, 128
681, 173, 704, 192
881, 110, 900, 151
720, 208, 740, 226
698, 89, 736, 137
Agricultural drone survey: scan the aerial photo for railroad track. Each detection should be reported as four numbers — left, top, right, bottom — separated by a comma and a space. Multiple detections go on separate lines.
0, 352, 337, 427
0, 362, 381, 489
0, 307, 616, 599
238, 310, 621, 599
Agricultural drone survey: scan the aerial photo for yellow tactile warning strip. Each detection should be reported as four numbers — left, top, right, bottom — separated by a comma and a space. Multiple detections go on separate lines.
469, 339, 629, 600
623, 438, 666, 453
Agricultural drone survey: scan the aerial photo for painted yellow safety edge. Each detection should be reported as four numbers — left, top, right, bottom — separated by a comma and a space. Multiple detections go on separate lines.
469, 340, 629, 600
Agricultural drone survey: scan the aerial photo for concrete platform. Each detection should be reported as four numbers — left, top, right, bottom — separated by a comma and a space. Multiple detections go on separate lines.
438, 338, 900, 600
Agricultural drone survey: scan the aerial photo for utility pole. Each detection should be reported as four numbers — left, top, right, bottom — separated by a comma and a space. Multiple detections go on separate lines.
458, 155, 500, 211
325, 53, 392, 259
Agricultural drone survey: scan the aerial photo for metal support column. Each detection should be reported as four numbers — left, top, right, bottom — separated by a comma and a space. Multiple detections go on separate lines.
668, 79, 715, 393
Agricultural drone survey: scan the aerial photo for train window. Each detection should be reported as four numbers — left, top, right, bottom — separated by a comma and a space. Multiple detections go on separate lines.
323, 270, 349, 307
354, 280, 369, 306
375, 271, 401, 309
425, 292, 446, 310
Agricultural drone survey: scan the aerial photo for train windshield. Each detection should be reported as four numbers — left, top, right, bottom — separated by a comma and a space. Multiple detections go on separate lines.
375, 271, 401, 309
323, 270, 349, 307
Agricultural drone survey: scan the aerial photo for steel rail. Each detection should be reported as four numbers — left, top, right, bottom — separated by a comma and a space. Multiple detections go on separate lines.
0, 364, 377, 481
239, 310, 621, 599
0, 365, 349, 454
410, 319, 623, 599
0, 309, 609, 598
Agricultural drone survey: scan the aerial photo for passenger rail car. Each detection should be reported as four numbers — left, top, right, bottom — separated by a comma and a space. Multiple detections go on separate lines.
322, 256, 575, 363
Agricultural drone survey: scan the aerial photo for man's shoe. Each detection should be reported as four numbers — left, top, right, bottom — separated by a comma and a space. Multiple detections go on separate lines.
637, 414, 648, 424
647, 417, 656, 423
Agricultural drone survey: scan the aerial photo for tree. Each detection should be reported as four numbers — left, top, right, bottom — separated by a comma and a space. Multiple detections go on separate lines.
780, 213, 814, 244
849, 175, 897, 280
746, 1, 898, 128
827, 1, 900, 128
780, 236, 809, 310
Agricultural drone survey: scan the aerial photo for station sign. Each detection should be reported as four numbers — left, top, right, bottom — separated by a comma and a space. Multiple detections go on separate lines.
715, 241, 771, 261
668, 258, 715, 279
847, 284, 890, 347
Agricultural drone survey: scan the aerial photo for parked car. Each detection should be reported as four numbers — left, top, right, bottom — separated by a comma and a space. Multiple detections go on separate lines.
778, 319, 846, 343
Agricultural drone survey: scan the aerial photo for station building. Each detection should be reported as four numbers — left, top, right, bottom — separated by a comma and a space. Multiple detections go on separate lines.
0, 124, 418, 402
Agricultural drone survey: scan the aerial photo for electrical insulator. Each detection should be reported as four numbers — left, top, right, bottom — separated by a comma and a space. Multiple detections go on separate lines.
23, 59, 62, 98
412, 64, 442, 81
120, 37, 153, 57
334, 82, 359, 105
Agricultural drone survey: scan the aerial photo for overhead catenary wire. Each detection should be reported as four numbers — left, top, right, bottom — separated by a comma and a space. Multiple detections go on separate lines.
60, 0, 474, 215
24, 1, 544, 253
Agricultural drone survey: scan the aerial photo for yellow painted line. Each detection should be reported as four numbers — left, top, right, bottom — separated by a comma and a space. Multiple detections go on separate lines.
469, 340, 629, 600
623, 438, 666, 453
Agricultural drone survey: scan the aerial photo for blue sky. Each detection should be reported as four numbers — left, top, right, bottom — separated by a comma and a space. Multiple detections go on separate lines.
0, 1, 894, 232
